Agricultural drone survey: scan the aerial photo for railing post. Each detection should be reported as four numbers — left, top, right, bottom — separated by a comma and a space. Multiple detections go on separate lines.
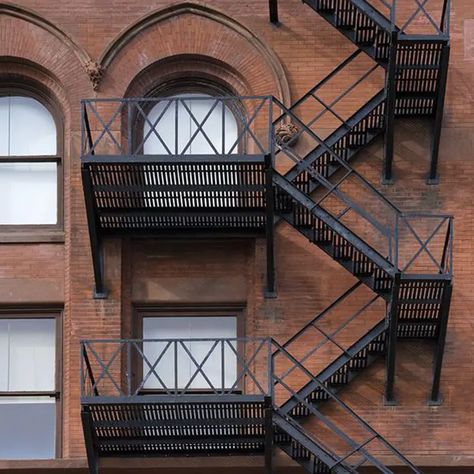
82, 165, 107, 299
264, 395, 274, 474
81, 408, 100, 474
265, 153, 276, 298
429, 282, 452, 405
382, 30, 398, 184
269, 0, 279, 24
385, 272, 401, 405
428, 43, 450, 184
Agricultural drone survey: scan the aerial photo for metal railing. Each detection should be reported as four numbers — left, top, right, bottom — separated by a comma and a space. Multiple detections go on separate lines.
271, 340, 422, 473
277, 281, 385, 382
366, 0, 450, 35
272, 49, 384, 150
81, 336, 421, 472
81, 96, 274, 159
272, 97, 453, 278
81, 337, 274, 398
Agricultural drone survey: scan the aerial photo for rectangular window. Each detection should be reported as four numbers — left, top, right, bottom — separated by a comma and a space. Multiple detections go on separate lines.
142, 315, 238, 391
0, 315, 60, 459
0, 162, 57, 225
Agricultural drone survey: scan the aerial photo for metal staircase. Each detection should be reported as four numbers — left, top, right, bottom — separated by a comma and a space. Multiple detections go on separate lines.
79, 2, 453, 473
271, 0, 451, 183
266, 0, 453, 472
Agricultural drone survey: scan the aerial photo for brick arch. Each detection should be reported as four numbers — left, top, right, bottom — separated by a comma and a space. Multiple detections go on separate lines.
0, 3, 93, 127
98, 2, 290, 103
124, 54, 253, 98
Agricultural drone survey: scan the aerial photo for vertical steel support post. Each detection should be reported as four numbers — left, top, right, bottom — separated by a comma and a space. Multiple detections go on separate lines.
264, 395, 274, 474
82, 164, 108, 299
385, 273, 401, 404
429, 282, 453, 404
81, 408, 100, 474
269, 0, 279, 24
382, 31, 398, 184
428, 44, 450, 184
265, 153, 276, 297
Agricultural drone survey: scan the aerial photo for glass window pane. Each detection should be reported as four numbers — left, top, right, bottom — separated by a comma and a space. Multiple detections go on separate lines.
0, 320, 8, 391
8, 97, 57, 156
7, 319, 56, 392
143, 316, 237, 390
0, 97, 9, 156
143, 94, 238, 155
189, 317, 237, 389
0, 162, 57, 225
0, 398, 55, 459
143, 317, 191, 389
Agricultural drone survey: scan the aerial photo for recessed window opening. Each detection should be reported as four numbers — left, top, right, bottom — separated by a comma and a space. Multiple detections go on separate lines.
142, 315, 238, 391
0, 316, 59, 459
0, 94, 60, 227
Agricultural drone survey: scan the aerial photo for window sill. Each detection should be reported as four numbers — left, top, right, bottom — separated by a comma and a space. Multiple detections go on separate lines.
0, 231, 65, 244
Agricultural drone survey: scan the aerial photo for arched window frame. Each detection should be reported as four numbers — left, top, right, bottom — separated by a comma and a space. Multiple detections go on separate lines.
0, 85, 64, 242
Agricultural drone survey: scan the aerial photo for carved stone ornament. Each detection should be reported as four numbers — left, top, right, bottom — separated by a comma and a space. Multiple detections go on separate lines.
275, 121, 299, 147
84, 61, 104, 91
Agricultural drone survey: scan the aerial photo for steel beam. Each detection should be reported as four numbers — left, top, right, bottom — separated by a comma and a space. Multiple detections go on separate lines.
429, 282, 452, 404
382, 31, 398, 184
428, 43, 450, 184
265, 155, 276, 297
81, 165, 107, 299
269, 0, 278, 24
264, 396, 273, 474
385, 273, 401, 404
81, 408, 100, 474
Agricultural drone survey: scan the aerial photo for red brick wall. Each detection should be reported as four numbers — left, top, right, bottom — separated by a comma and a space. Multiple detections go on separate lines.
0, 0, 473, 469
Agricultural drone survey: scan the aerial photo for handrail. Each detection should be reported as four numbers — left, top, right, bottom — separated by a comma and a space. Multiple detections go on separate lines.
273, 96, 453, 277
272, 340, 423, 473
81, 335, 422, 472
363, 0, 449, 36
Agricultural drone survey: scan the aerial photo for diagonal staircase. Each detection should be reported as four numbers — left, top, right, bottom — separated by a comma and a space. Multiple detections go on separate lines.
268, 0, 453, 472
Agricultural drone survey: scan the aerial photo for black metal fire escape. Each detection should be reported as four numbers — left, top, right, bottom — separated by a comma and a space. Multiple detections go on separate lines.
80, 1, 453, 472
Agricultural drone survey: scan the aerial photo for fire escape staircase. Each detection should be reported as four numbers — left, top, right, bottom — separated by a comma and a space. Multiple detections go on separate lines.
80, 1, 453, 473
265, 1, 453, 471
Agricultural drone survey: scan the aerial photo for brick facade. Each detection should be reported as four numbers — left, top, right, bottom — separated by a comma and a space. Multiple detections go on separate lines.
0, 0, 472, 472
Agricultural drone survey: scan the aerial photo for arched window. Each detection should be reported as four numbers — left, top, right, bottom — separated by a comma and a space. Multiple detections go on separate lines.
0, 94, 61, 231
143, 93, 238, 155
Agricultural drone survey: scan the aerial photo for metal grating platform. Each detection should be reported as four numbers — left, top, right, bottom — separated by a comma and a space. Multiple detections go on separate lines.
82, 396, 271, 458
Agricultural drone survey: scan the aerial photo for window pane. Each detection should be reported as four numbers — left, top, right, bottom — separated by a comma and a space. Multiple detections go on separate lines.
143, 94, 238, 155
6, 319, 56, 392
143, 316, 237, 390
0, 320, 8, 391
0, 162, 57, 225
8, 97, 57, 156
0, 98, 9, 156
0, 398, 55, 459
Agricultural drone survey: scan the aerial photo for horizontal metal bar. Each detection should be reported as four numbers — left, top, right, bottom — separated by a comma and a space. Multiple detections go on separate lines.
82, 154, 267, 164
82, 337, 269, 344
81, 394, 266, 404
0, 391, 60, 398
81, 95, 273, 103
93, 417, 265, 429
0, 156, 62, 163
93, 184, 266, 193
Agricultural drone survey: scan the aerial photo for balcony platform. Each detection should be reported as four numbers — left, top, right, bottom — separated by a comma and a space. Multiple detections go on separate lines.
81, 96, 276, 298
81, 394, 271, 462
